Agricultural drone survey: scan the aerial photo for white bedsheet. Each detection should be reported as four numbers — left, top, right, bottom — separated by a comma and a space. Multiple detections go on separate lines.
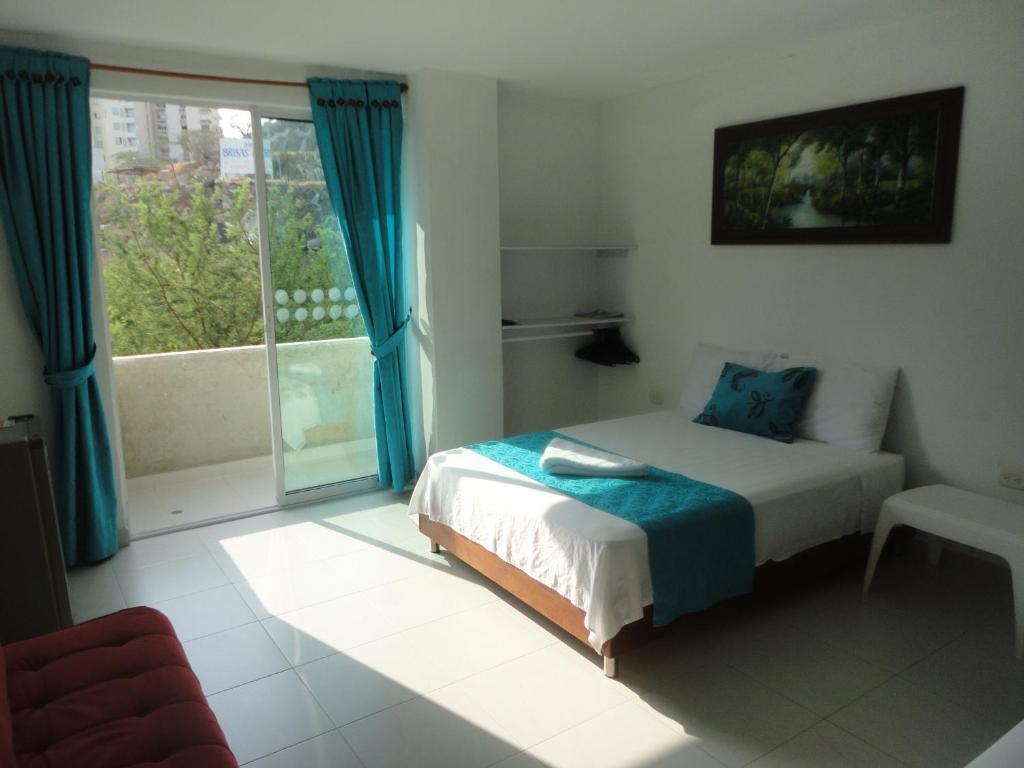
409, 410, 905, 651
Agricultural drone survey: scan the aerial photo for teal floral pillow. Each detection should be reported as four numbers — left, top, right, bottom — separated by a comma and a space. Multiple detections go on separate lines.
694, 362, 817, 443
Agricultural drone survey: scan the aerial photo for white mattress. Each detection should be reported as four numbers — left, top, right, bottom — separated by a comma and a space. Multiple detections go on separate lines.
409, 410, 904, 651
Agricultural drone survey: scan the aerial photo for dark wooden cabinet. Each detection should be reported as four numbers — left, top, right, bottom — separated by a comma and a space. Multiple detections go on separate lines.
0, 417, 73, 643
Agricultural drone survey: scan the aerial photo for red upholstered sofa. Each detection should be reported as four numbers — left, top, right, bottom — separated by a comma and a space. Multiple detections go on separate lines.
1, 606, 237, 768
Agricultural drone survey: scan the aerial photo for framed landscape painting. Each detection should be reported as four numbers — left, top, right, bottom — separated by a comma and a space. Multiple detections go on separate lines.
710, 87, 964, 244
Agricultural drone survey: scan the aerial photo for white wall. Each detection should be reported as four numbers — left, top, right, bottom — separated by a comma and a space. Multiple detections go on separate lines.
405, 69, 503, 453
497, 89, 611, 434
596, 3, 1024, 500
498, 87, 601, 246
401, 73, 434, 470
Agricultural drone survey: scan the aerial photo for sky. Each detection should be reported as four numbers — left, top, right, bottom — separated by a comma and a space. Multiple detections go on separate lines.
219, 108, 252, 138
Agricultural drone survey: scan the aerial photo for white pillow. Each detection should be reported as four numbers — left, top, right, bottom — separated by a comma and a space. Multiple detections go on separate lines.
679, 342, 779, 414
773, 355, 898, 452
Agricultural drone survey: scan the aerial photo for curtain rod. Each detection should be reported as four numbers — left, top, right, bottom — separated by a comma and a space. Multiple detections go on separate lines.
90, 63, 409, 92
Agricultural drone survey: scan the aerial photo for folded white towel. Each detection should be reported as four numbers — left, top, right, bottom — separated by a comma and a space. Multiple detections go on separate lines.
539, 437, 648, 477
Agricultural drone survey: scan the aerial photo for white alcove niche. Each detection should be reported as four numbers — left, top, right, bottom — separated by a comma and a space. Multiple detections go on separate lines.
499, 245, 634, 434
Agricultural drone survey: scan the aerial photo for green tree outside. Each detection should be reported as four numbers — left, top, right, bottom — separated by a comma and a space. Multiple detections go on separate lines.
96, 173, 365, 357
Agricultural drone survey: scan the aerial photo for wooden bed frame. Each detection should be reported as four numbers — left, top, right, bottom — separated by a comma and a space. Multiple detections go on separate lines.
419, 513, 870, 677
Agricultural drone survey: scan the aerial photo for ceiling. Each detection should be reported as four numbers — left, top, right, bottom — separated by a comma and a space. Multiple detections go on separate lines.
1, 0, 965, 100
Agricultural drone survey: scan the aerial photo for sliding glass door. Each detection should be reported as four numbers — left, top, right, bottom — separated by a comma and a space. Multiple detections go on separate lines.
254, 116, 378, 501
91, 92, 379, 530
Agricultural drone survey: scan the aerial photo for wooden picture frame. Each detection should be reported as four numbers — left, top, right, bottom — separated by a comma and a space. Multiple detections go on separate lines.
710, 87, 964, 245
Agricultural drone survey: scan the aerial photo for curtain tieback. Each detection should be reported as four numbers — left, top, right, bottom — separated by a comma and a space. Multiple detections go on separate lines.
370, 316, 411, 360
44, 345, 97, 389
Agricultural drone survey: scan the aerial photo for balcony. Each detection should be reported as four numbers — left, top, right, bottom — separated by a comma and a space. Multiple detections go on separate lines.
114, 337, 376, 534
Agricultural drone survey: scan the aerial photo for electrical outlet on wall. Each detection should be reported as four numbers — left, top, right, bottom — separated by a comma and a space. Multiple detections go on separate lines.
999, 468, 1024, 491
649, 389, 665, 407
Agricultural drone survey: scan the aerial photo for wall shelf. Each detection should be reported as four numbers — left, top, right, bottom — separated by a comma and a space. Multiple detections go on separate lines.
502, 315, 632, 343
503, 330, 595, 344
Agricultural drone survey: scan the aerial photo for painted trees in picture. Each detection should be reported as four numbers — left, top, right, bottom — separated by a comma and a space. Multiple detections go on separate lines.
710, 87, 963, 244
725, 119, 934, 228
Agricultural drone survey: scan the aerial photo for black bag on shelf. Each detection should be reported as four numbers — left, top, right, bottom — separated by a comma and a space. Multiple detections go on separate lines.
575, 327, 639, 367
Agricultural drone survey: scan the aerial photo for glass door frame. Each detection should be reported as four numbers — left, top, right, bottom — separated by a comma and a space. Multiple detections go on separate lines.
251, 107, 380, 506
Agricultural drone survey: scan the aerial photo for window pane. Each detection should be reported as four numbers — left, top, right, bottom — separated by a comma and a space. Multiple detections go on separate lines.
91, 98, 262, 357
261, 116, 376, 490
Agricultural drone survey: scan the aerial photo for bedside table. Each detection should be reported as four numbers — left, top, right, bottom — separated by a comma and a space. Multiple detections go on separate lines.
863, 484, 1024, 659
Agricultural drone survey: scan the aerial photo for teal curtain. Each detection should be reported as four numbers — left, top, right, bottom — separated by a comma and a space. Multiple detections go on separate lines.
308, 79, 413, 491
0, 46, 118, 565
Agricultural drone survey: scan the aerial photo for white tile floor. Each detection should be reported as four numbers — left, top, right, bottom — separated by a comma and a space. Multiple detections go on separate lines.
67, 492, 1022, 767
283, 439, 378, 493
126, 456, 278, 535
126, 440, 377, 535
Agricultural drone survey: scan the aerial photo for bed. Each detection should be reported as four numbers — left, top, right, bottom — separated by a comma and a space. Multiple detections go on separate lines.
411, 406, 904, 677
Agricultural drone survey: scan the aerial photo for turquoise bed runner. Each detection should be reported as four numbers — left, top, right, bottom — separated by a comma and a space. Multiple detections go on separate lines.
468, 431, 754, 627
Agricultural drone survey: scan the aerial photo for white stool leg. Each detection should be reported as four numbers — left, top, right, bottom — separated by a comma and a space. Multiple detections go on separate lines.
927, 535, 944, 566
864, 510, 896, 594
1011, 560, 1024, 661
429, 539, 440, 554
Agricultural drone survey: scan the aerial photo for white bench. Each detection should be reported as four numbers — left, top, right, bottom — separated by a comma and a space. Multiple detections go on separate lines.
863, 484, 1024, 659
